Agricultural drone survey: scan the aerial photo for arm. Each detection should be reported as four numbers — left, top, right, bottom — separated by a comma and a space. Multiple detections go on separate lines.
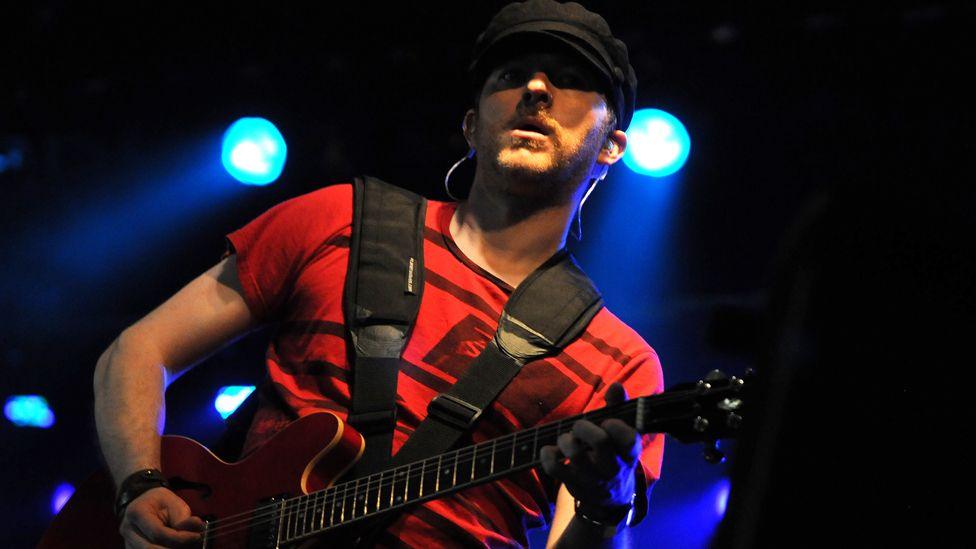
93, 255, 259, 546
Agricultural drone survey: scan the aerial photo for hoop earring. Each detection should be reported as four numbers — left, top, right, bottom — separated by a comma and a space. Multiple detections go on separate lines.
444, 148, 475, 201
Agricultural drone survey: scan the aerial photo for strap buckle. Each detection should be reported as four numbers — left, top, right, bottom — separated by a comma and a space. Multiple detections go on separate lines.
427, 394, 483, 430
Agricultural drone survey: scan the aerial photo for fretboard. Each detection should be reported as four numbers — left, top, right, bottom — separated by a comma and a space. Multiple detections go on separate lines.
276, 398, 647, 545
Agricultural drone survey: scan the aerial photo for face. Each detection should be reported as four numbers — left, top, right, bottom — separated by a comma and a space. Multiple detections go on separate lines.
465, 49, 617, 203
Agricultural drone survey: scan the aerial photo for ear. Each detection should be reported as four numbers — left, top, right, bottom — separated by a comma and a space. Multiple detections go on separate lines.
462, 109, 478, 149
596, 129, 628, 166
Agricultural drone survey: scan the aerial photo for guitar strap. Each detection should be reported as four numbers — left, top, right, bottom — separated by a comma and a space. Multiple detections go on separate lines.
344, 176, 428, 477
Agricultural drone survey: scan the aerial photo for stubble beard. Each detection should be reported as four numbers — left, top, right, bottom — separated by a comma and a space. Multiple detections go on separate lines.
487, 131, 597, 207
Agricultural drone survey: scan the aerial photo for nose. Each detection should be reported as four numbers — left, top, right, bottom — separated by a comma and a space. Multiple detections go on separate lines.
521, 72, 552, 108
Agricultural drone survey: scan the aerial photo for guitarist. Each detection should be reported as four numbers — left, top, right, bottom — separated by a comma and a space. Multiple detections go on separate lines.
93, 1, 665, 547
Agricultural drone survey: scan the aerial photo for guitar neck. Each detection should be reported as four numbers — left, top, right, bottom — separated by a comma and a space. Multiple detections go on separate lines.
276, 389, 702, 545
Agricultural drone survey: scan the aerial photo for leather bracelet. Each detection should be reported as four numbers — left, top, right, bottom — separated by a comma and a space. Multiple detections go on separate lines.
114, 468, 170, 519
574, 498, 635, 539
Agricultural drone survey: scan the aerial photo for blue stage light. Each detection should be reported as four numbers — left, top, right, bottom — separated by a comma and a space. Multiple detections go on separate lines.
4, 395, 55, 428
715, 477, 731, 517
221, 118, 287, 185
51, 483, 75, 515
214, 385, 256, 419
623, 108, 691, 177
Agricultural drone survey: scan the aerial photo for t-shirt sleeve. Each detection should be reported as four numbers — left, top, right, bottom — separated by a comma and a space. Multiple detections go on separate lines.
224, 184, 353, 321
582, 349, 665, 487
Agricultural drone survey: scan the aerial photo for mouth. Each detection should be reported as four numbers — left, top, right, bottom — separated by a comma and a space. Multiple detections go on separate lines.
510, 118, 552, 139
510, 128, 549, 140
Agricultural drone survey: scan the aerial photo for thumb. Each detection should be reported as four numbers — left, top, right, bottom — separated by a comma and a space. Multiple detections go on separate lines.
605, 382, 629, 406
159, 491, 204, 531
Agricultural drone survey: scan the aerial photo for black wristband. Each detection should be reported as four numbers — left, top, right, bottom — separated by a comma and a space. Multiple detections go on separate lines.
114, 468, 170, 519
574, 498, 635, 539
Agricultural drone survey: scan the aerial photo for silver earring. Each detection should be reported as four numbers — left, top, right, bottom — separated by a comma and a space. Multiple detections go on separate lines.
444, 148, 475, 201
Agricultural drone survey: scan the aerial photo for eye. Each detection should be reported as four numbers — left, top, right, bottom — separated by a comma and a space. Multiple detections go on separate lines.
498, 68, 523, 83
554, 71, 588, 90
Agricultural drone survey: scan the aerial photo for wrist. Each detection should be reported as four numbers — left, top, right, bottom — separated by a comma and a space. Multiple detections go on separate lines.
573, 497, 635, 539
114, 468, 169, 519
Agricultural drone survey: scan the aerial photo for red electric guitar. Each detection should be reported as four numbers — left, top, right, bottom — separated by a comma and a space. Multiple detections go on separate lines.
39, 371, 750, 548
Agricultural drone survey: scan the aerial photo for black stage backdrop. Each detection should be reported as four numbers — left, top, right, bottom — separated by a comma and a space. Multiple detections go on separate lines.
1, 2, 972, 547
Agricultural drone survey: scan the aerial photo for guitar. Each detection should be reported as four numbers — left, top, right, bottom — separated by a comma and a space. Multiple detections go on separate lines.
39, 370, 750, 548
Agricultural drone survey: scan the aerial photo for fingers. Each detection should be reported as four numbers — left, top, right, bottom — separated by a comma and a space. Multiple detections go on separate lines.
569, 421, 619, 478
605, 382, 629, 406
601, 419, 642, 463
120, 487, 203, 548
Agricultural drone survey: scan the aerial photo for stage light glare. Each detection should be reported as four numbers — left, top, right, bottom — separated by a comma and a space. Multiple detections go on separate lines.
715, 477, 731, 517
214, 385, 257, 419
51, 483, 75, 515
623, 108, 691, 177
4, 395, 55, 428
221, 117, 287, 185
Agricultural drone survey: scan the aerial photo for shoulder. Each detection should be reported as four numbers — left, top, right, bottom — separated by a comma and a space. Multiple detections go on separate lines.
584, 306, 660, 364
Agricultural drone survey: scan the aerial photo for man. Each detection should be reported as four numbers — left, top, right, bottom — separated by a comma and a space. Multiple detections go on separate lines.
93, 1, 664, 547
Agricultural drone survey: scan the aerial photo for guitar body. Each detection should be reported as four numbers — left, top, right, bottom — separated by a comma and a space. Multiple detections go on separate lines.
39, 412, 365, 549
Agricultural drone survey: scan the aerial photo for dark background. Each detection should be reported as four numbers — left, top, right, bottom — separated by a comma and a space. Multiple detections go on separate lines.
2, 1, 972, 546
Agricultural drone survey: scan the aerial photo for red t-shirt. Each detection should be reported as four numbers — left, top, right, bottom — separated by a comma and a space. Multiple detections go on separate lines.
226, 183, 664, 548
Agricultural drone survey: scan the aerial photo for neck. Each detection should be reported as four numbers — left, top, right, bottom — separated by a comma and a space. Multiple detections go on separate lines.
451, 173, 585, 288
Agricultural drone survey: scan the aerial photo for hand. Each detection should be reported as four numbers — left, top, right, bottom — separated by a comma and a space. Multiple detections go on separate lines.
119, 487, 205, 548
539, 382, 642, 510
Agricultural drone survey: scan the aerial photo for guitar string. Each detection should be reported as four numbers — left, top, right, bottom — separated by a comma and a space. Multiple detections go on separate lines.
201, 401, 646, 541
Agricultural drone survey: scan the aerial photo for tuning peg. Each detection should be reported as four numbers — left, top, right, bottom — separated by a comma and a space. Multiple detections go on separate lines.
704, 370, 728, 382
703, 440, 726, 464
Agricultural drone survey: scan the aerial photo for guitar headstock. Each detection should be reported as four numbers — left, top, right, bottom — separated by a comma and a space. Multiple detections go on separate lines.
634, 369, 754, 455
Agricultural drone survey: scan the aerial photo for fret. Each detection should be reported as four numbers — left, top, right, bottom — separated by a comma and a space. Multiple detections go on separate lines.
403, 462, 415, 503
490, 438, 497, 475
318, 489, 327, 531
473, 442, 491, 480
508, 432, 517, 469
330, 486, 343, 526
451, 449, 459, 487
359, 475, 373, 517
275, 498, 287, 548
378, 469, 393, 512
439, 452, 456, 492
366, 473, 383, 512
352, 476, 364, 519
303, 494, 313, 537
392, 465, 408, 506
421, 456, 437, 498
297, 494, 308, 539
434, 453, 443, 492
407, 461, 422, 502
338, 482, 348, 524
344, 481, 357, 522
461, 446, 475, 484
287, 497, 299, 542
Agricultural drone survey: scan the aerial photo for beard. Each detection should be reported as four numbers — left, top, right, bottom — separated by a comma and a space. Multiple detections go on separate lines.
483, 126, 603, 207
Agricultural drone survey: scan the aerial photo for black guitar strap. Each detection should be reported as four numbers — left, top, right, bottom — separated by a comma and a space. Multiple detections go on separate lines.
344, 176, 427, 477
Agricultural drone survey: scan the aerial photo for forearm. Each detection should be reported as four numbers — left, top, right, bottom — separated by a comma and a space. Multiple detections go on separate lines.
93, 329, 169, 488
550, 514, 631, 549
